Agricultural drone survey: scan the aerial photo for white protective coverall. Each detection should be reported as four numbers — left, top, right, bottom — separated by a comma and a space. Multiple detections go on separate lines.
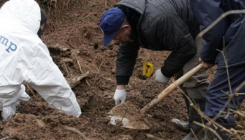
0, 0, 81, 121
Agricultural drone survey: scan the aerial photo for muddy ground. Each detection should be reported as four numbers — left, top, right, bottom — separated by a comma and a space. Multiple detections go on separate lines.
0, 0, 239, 140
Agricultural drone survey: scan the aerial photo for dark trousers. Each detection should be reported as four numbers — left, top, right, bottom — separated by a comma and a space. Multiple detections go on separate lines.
205, 64, 245, 124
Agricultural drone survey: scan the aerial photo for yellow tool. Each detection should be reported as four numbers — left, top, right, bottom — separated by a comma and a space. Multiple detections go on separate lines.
142, 61, 154, 79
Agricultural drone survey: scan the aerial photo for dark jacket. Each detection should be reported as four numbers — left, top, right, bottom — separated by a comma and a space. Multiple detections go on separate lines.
115, 0, 199, 85
191, 0, 245, 68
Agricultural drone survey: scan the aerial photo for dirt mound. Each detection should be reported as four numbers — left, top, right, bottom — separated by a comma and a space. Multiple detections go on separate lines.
0, 0, 219, 139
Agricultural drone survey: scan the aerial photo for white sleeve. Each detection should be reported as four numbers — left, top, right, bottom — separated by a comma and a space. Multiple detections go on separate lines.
18, 41, 81, 117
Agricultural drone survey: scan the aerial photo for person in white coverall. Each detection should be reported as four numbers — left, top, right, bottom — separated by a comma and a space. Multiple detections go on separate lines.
0, 0, 81, 121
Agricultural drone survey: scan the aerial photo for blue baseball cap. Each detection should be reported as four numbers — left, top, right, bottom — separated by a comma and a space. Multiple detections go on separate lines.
100, 7, 125, 46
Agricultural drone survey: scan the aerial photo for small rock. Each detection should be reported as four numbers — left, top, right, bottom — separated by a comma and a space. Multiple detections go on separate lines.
36, 119, 45, 128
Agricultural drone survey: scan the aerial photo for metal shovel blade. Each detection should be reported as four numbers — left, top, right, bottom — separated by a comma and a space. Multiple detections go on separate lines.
108, 101, 150, 130
107, 64, 204, 130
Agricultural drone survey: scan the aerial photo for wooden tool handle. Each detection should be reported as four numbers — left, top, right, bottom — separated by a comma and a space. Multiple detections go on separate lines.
140, 63, 204, 114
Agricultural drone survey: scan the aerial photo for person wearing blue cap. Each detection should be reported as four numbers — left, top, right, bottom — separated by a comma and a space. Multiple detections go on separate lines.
100, 0, 209, 139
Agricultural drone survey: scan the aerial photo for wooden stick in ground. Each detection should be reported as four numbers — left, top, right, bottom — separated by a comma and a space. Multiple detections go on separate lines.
64, 126, 90, 140
26, 84, 42, 102
146, 134, 164, 140
0, 136, 9, 140
140, 63, 203, 114
75, 55, 83, 74
63, 62, 70, 76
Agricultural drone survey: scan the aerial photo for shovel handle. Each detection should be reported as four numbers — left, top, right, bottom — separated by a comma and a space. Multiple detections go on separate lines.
140, 63, 204, 114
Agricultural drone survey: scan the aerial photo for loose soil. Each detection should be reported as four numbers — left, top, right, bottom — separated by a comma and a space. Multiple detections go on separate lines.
0, 0, 236, 140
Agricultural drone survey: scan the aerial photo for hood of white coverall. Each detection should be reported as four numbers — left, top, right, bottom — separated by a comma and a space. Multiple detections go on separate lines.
0, 0, 81, 119
0, 0, 41, 80
0, 0, 40, 35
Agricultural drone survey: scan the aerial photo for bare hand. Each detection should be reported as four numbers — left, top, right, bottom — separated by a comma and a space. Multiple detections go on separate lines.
199, 58, 214, 69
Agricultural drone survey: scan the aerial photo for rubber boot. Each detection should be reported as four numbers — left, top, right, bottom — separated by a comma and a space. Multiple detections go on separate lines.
182, 99, 206, 140
171, 118, 190, 132
171, 86, 190, 132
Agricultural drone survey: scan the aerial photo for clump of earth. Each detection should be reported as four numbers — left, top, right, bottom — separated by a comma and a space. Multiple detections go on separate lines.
0, 0, 219, 139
